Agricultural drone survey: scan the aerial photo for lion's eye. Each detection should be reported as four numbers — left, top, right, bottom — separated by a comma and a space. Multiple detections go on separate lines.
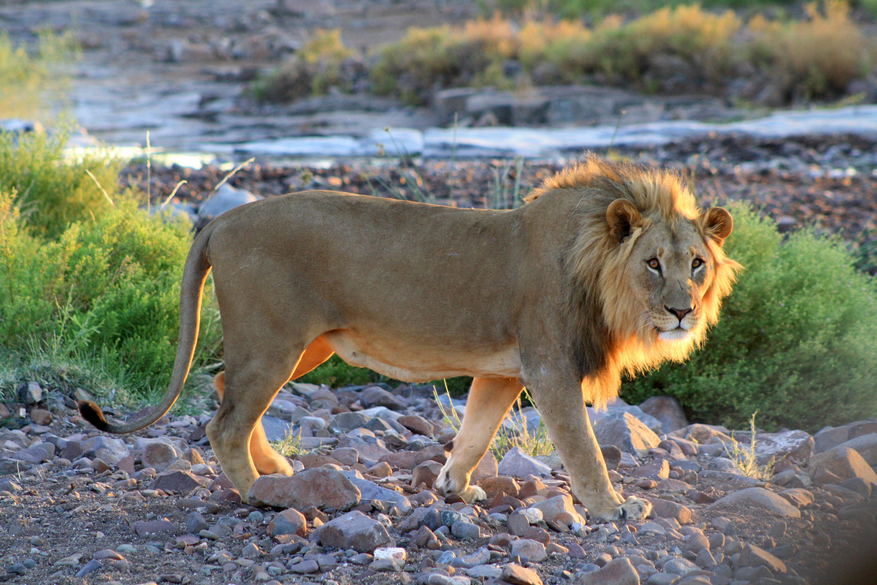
647, 258, 661, 272
692, 258, 704, 270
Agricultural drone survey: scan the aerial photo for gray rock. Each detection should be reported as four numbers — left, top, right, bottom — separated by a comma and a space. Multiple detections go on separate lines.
80, 436, 130, 466
151, 470, 207, 493
638, 396, 689, 433
833, 433, 877, 467
359, 386, 407, 410
340, 470, 412, 512
810, 446, 877, 485
332, 412, 374, 432
451, 520, 483, 540
259, 415, 294, 442
318, 510, 393, 553
19, 382, 42, 405
510, 538, 547, 562
709, 487, 801, 518
498, 447, 552, 478
594, 411, 662, 455
198, 184, 261, 222
143, 441, 179, 471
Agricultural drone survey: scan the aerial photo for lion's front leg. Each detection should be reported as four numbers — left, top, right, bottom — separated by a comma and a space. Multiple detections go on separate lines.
435, 377, 524, 503
529, 379, 652, 521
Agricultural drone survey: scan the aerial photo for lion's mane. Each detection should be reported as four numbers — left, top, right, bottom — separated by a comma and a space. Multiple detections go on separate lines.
527, 156, 741, 407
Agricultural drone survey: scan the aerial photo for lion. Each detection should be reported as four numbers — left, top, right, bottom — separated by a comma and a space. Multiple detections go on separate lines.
80, 156, 740, 521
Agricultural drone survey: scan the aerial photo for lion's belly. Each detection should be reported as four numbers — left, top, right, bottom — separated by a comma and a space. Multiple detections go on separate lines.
323, 331, 522, 382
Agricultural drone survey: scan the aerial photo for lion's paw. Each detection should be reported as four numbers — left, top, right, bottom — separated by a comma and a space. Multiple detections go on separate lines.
459, 485, 487, 503
589, 496, 652, 521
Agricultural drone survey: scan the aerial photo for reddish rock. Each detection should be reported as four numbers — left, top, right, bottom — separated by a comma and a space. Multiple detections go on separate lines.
502, 563, 543, 585
479, 475, 519, 499
317, 510, 392, 553
645, 497, 692, 524
133, 520, 177, 537
29, 408, 52, 426
268, 508, 308, 537
575, 557, 639, 585
151, 471, 207, 494
411, 460, 442, 488
397, 414, 434, 437
247, 469, 361, 511
809, 447, 877, 485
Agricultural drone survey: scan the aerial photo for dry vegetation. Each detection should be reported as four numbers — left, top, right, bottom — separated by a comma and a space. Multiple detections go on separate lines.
254, 1, 875, 106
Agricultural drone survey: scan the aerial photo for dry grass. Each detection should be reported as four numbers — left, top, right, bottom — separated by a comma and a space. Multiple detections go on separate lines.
257, 1, 875, 106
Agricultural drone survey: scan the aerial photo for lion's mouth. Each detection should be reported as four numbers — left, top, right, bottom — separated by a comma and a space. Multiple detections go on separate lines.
657, 327, 690, 342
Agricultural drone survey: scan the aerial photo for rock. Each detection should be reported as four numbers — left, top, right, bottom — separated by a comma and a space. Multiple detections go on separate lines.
739, 544, 787, 573
645, 497, 692, 524
80, 436, 130, 466
133, 520, 177, 537
317, 510, 393, 553
29, 408, 52, 426
151, 470, 207, 493
752, 429, 813, 464
397, 414, 434, 437
360, 386, 407, 410
809, 447, 877, 485
341, 470, 412, 512
833, 433, 877, 467
630, 459, 670, 479
19, 382, 42, 404
639, 396, 689, 433
480, 475, 519, 499
779, 488, 815, 508
574, 557, 639, 585
451, 520, 483, 540
198, 184, 261, 222
530, 494, 586, 527
594, 411, 661, 455
709, 487, 801, 518
472, 451, 498, 480
143, 441, 180, 471
412, 460, 443, 488
510, 538, 547, 562
502, 563, 543, 585
247, 469, 361, 510
268, 508, 308, 537
498, 447, 552, 478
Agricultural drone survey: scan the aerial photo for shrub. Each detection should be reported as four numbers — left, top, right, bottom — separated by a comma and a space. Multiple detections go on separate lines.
0, 128, 123, 239
251, 29, 359, 102
0, 30, 79, 119
621, 202, 877, 432
747, 1, 872, 99
0, 188, 223, 401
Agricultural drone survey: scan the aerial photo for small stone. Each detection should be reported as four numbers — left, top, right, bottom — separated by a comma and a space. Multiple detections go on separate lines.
480, 475, 519, 499
451, 520, 482, 540
576, 557, 639, 585
502, 563, 543, 585
809, 447, 877, 485
594, 411, 662, 455
510, 538, 547, 562
498, 447, 552, 478
144, 441, 179, 471
19, 382, 42, 404
739, 544, 787, 573
75, 559, 101, 578
80, 436, 130, 466
289, 559, 320, 574
317, 510, 392, 553
411, 460, 442, 488
151, 470, 206, 494
133, 520, 177, 537
398, 414, 434, 437
368, 461, 393, 478
529, 494, 586, 527
268, 508, 308, 537
187, 512, 209, 534
645, 497, 692, 524
29, 408, 52, 426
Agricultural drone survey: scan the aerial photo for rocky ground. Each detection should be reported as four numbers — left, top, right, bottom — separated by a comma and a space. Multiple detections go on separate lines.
1, 375, 877, 585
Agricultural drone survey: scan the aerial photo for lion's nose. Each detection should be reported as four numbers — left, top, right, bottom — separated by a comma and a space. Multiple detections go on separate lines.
666, 306, 692, 321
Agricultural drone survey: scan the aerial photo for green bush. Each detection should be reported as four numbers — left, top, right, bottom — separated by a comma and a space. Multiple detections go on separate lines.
0, 188, 223, 401
0, 128, 123, 239
621, 202, 877, 432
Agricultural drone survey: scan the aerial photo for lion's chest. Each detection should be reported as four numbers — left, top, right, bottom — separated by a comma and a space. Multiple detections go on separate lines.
323, 330, 522, 382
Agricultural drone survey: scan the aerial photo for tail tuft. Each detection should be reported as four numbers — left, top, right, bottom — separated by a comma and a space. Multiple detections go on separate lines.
78, 400, 113, 432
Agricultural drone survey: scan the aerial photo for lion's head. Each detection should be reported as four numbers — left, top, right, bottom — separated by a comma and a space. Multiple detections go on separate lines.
527, 156, 742, 405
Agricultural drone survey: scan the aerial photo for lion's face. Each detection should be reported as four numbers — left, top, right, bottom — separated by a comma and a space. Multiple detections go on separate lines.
604, 198, 734, 347
627, 219, 715, 342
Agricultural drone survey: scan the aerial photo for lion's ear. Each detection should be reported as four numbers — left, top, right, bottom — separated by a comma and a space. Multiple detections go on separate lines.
703, 207, 733, 246
606, 199, 643, 243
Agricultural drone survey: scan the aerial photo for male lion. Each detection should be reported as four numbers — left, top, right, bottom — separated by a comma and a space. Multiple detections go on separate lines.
80, 156, 740, 521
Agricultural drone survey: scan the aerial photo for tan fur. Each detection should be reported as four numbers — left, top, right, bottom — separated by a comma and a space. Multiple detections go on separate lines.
79, 156, 739, 521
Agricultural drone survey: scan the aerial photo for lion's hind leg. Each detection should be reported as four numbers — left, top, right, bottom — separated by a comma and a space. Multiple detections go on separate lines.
212, 336, 334, 477
435, 377, 523, 503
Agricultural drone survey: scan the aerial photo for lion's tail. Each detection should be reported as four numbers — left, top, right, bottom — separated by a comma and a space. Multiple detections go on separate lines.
79, 223, 215, 434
